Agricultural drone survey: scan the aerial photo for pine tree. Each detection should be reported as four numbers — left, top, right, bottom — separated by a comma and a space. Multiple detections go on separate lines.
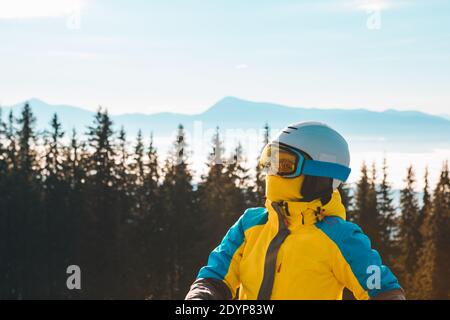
141, 133, 164, 299
0, 106, 6, 184
65, 128, 86, 189
352, 161, 382, 256
41, 113, 68, 298
125, 129, 145, 220
116, 126, 130, 189
87, 108, 116, 188
0, 106, 7, 184
143, 133, 160, 215
146, 133, 160, 192
161, 124, 198, 299
0, 107, 6, 175
228, 143, 248, 189
114, 126, 133, 297
43, 114, 65, 178
85, 107, 119, 298
417, 167, 431, 244
17, 103, 38, 176
198, 127, 234, 242
377, 158, 397, 266
367, 163, 382, 247
252, 123, 270, 206
14, 103, 41, 298
351, 162, 370, 223
224, 142, 250, 223
198, 127, 226, 214
397, 165, 421, 296
62, 128, 86, 299
5, 111, 17, 172
133, 130, 145, 185
408, 167, 433, 299
0, 110, 18, 298
412, 162, 449, 299
0, 107, 9, 298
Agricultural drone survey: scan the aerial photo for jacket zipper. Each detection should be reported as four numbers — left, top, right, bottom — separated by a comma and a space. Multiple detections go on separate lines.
257, 201, 290, 300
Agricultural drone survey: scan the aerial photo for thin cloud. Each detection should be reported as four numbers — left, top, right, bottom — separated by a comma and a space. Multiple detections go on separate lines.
0, 0, 83, 19
48, 50, 99, 59
348, 0, 412, 11
276, 0, 416, 14
268, 0, 414, 14
235, 64, 249, 70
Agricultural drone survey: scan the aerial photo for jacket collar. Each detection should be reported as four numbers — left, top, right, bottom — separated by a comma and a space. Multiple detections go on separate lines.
265, 190, 346, 230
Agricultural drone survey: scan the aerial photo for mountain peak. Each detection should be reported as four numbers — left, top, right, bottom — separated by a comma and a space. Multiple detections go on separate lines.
203, 96, 259, 118
13, 97, 52, 109
28, 97, 50, 106
214, 96, 248, 105
28, 97, 45, 103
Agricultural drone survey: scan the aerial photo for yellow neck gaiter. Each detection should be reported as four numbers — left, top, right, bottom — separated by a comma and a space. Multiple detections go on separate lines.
266, 175, 304, 202
265, 175, 346, 227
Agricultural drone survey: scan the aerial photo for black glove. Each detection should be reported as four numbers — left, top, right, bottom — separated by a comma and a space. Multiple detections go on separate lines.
371, 288, 406, 300
185, 278, 232, 300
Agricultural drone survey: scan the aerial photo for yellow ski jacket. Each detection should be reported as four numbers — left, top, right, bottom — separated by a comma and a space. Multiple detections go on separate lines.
191, 191, 402, 300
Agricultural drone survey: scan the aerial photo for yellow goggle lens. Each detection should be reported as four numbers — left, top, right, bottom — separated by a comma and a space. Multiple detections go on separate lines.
259, 144, 298, 176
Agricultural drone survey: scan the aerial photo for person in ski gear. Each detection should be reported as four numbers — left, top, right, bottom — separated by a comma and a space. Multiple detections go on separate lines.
185, 121, 405, 300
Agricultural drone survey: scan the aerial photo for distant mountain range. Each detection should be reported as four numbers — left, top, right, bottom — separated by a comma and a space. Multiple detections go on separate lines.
2, 97, 450, 153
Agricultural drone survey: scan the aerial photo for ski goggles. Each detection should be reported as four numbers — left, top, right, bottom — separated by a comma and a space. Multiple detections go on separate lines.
259, 143, 351, 181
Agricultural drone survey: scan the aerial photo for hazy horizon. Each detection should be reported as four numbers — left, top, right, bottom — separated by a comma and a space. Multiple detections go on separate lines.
2, 96, 449, 191
4, 96, 450, 118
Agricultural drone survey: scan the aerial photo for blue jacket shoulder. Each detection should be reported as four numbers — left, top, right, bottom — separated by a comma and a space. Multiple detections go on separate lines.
315, 216, 364, 244
239, 207, 268, 231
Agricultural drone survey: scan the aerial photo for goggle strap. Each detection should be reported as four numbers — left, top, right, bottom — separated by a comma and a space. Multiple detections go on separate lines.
302, 159, 351, 182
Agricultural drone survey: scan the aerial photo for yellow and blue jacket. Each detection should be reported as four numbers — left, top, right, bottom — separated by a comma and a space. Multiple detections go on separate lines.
192, 191, 402, 300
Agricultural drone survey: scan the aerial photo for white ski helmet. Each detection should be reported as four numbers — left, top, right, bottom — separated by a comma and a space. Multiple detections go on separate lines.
270, 121, 351, 191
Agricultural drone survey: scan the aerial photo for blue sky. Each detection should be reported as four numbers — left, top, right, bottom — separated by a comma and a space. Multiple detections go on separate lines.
0, 0, 449, 115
